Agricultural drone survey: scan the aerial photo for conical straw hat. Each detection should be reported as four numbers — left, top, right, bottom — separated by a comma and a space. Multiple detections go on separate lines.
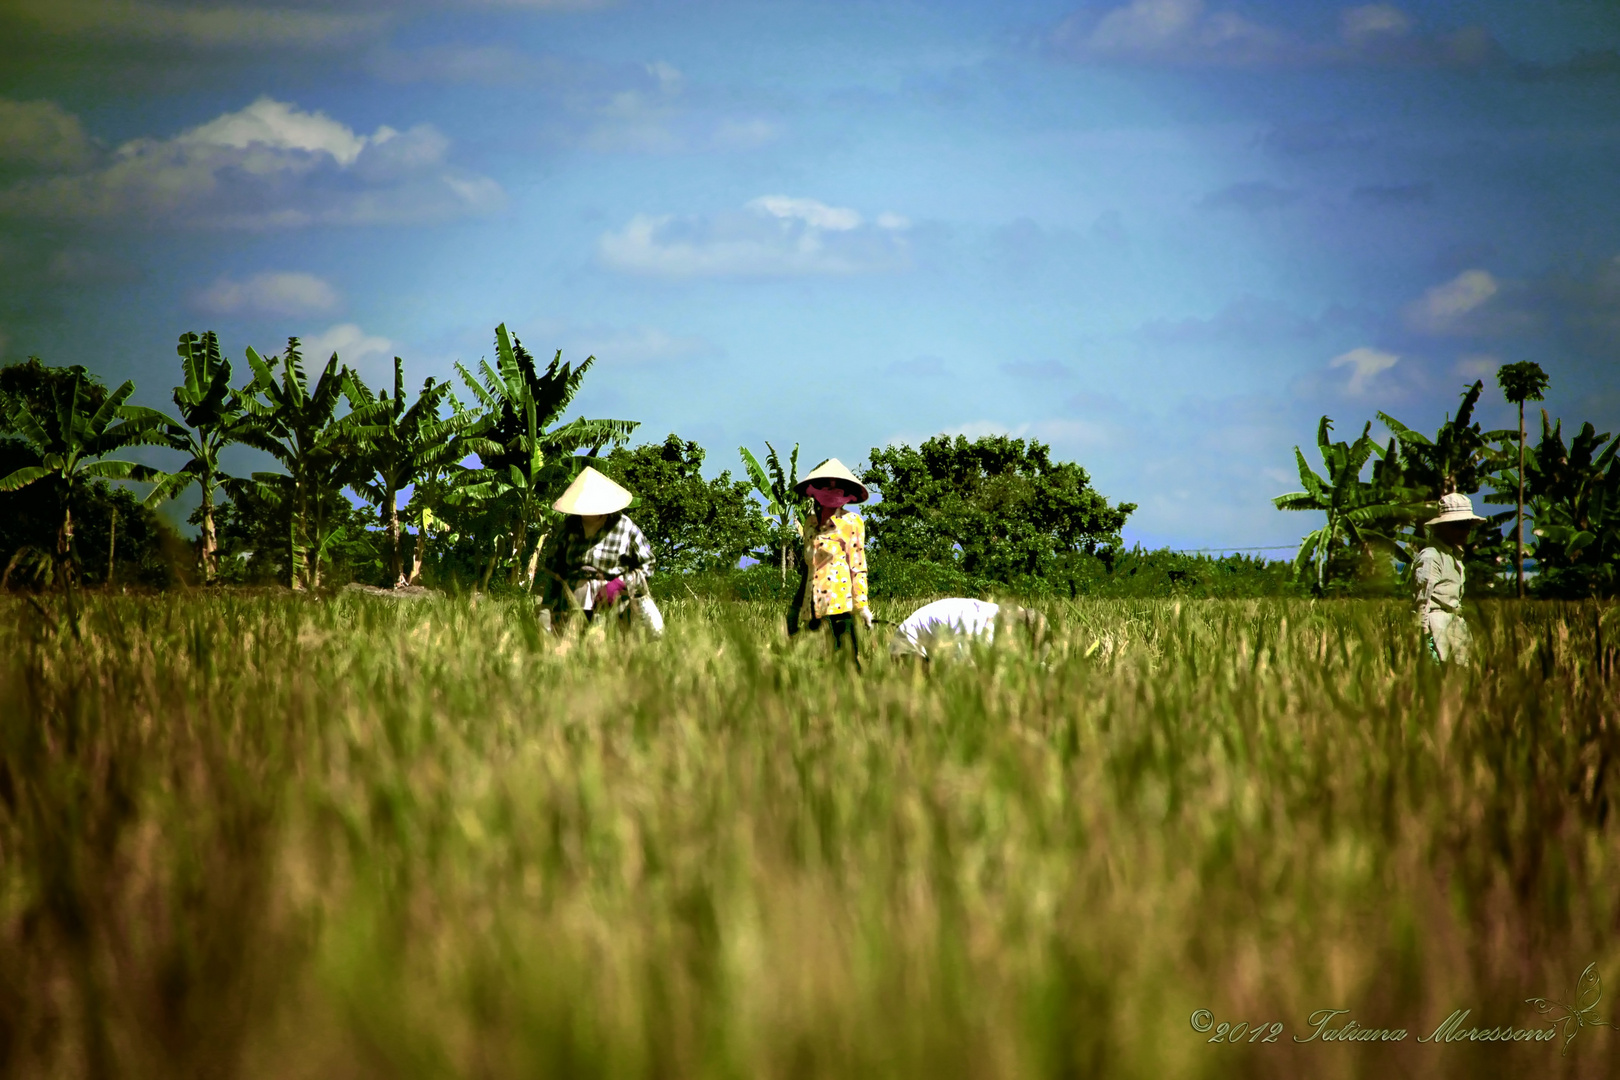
553, 465, 634, 515
793, 457, 869, 503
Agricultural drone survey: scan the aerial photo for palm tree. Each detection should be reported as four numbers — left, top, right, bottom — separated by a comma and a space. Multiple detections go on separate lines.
344, 358, 480, 586
1495, 361, 1550, 597
454, 323, 636, 587
739, 441, 801, 582
1273, 417, 1426, 591
145, 332, 274, 583
240, 339, 354, 590
0, 373, 167, 587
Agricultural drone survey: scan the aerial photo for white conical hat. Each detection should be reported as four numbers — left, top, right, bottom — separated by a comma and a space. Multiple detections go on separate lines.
552, 465, 633, 515
793, 457, 869, 503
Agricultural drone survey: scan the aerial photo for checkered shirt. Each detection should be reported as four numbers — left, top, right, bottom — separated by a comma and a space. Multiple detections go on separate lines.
543, 512, 655, 611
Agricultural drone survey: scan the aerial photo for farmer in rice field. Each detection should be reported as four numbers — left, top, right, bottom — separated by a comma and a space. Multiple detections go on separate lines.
1413, 491, 1484, 663
542, 465, 665, 635
787, 458, 872, 665
889, 597, 1050, 666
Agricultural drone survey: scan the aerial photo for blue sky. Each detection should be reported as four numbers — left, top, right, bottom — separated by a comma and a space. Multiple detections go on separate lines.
3, 0, 1618, 549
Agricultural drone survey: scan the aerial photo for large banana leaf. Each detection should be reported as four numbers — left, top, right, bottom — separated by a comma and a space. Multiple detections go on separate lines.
0, 465, 52, 492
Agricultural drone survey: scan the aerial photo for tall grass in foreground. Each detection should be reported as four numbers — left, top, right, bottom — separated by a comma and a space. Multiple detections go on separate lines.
1, 594, 1617, 1079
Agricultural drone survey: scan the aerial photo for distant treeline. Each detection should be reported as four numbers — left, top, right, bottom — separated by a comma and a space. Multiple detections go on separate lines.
3, 331, 1613, 599
1276, 363, 1619, 599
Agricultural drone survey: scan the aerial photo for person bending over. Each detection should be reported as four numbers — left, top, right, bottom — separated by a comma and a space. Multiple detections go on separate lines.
542, 465, 664, 635
890, 597, 1049, 666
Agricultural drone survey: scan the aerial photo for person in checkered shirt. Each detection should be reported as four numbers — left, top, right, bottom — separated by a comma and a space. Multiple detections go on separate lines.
540, 466, 665, 634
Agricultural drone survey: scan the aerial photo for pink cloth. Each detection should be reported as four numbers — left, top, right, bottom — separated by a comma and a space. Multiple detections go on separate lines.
806, 483, 856, 509
598, 577, 627, 605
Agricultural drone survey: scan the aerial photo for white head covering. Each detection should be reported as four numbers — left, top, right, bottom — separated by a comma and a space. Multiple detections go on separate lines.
1426, 492, 1486, 525
552, 466, 633, 515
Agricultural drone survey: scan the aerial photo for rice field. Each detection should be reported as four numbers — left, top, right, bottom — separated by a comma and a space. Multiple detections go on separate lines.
1, 593, 1617, 1079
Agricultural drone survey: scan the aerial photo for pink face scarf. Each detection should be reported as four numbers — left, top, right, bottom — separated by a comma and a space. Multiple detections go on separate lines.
806, 483, 856, 510
806, 482, 856, 527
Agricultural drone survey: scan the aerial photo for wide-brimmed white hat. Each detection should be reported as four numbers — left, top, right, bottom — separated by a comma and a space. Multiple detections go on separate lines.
552, 465, 633, 515
1427, 491, 1485, 525
793, 457, 869, 503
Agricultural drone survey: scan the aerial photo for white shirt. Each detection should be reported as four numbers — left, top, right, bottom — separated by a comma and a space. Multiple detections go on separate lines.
895, 598, 1001, 657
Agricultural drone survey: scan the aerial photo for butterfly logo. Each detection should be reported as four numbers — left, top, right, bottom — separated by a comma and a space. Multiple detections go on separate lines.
1527, 963, 1615, 1056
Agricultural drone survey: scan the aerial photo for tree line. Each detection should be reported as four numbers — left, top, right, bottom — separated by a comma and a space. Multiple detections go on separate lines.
17, 325, 1601, 602
0, 326, 1141, 597
1275, 363, 1620, 598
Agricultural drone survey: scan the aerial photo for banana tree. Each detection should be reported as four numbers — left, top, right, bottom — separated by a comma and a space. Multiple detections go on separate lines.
1524, 411, 1620, 597
1379, 380, 1517, 582
453, 323, 636, 586
739, 440, 801, 582
344, 358, 481, 587
453, 398, 563, 591
1273, 417, 1428, 591
1376, 381, 1508, 498
240, 339, 354, 590
0, 373, 167, 587
144, 332, 276, 583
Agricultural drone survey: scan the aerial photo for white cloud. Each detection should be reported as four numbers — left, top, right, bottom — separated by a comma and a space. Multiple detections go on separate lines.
301, 323, 393, 382
645, 60, 684, 96
747, 195, 863, 231
1340, 4, 1413, 47
0, 99, 95, 171
1405, 269, 1499, 333
367, 50, 779, 156
598, 197, 910, 279
1397, 257, 1620, 348
570, 60, 691, 153
46, 249, 137, 284
197, 271, 340, 317
563, 325, 710, 365
1051, 0, 1289, 67
178, 97, 373, 165
1050, 0, 1501, 70
0, 96, 502, 228
1329, 346, 1399, 395
1454, 354, 1500, 380
1030, 418, 1112, 449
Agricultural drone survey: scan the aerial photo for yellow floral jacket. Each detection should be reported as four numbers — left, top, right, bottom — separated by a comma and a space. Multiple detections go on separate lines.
799, 507, 869, 620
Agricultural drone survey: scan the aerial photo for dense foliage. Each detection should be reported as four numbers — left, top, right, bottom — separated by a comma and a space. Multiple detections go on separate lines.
2, 331, 1615, 601
860, 433, 1135, 590
1276, 375, 1620, 598
0, 361, 177, 587
599, 434, 769, 574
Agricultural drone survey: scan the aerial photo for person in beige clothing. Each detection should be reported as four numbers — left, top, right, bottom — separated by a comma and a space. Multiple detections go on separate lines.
1414, 492, 1484, 663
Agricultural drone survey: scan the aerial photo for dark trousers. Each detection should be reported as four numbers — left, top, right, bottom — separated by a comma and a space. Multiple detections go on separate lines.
790, 611, 862, 670
786, 566, 861, 669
